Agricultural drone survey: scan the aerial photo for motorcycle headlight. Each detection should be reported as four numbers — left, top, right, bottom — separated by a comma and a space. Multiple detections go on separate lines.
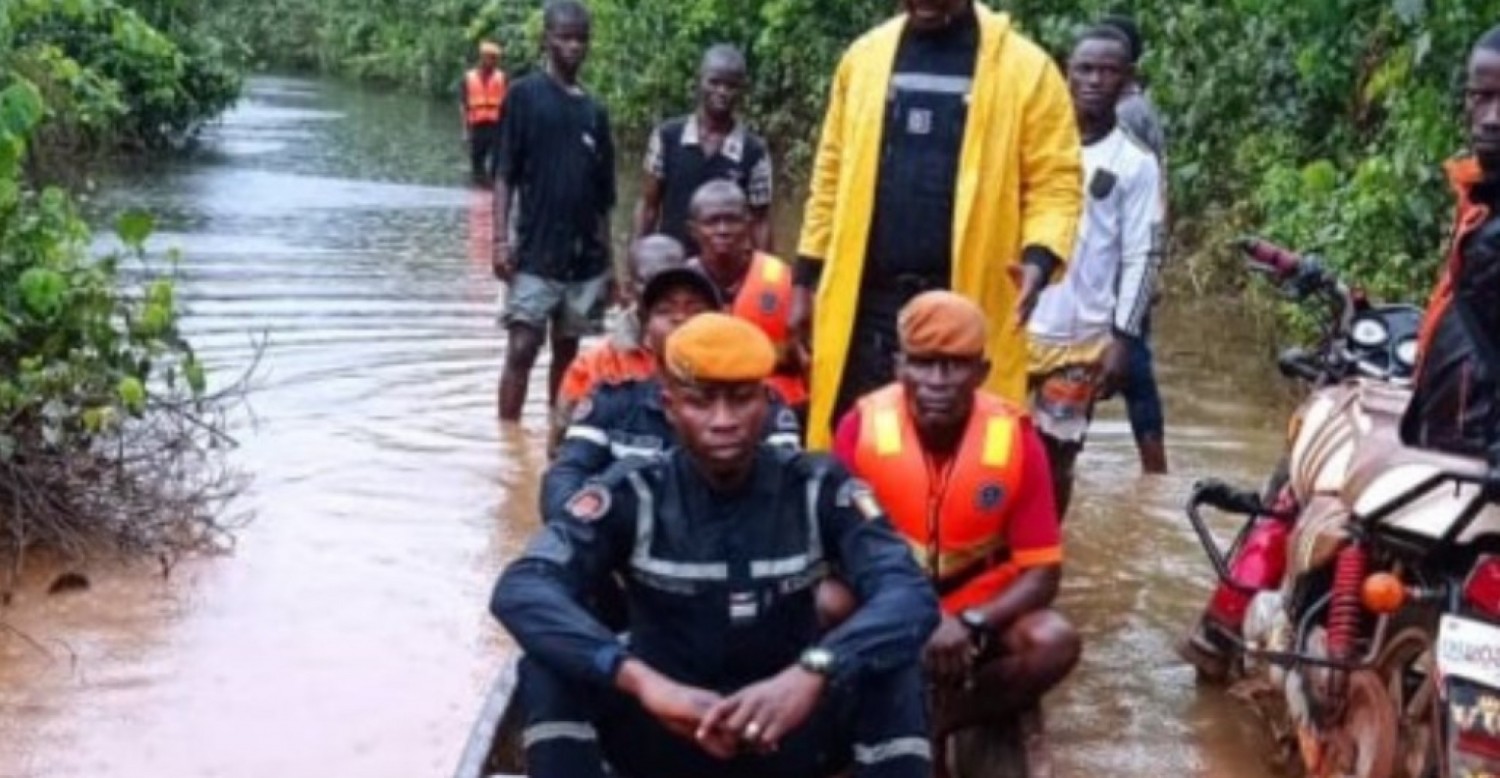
1351, 317, 1389, 348
1395, 337, 1419, 368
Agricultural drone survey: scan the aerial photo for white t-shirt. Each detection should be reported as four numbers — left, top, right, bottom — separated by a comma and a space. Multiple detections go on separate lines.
1029, 127, 1163, 345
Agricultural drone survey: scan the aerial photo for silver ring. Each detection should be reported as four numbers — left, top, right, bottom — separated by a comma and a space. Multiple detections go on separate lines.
744, 722, 762, 739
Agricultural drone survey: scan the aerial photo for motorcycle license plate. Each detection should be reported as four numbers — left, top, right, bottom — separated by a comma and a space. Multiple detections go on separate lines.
1439, 615, 1500, 690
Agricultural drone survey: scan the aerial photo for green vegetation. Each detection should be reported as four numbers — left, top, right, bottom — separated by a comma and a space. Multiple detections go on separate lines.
4, 0, 240, 158
1, 0, 244, 574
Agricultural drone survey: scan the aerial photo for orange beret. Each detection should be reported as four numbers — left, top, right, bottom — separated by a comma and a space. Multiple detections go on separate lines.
897, 291, 988, 358
664, 313, 776, 383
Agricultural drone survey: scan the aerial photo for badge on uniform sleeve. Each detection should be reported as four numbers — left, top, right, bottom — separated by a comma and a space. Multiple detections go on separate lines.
565, 484, 611, 522
838, 478, 883, 521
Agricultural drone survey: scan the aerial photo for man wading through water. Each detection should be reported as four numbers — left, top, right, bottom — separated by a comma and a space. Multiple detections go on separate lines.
795, 0, 1083, 450
635, 45, 775, 256
461, 40, 507, 185
1026, 25, 1163, 517
494, 0, 617, 422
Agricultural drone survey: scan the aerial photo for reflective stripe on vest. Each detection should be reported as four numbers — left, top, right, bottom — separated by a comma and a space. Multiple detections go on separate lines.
852, 385, 1026, 612
731, 253, 792, 345
465, 70, 505, 125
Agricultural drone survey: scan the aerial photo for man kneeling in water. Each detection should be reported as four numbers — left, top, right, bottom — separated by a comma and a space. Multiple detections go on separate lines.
832, 291, 1080, 775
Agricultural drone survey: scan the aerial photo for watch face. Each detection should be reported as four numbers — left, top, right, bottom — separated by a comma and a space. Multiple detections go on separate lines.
802, 648, 833, 673
960, 610, 987, 631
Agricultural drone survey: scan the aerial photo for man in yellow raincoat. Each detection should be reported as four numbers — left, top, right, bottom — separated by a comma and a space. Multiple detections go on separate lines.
793, 0, 1083, 450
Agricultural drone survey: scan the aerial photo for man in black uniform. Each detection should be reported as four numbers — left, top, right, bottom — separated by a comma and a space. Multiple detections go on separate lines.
494, 313, 938, 778
543, 265, 802, 515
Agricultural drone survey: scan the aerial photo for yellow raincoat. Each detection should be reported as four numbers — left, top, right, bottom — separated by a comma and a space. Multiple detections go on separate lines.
797, 6, 1083, 450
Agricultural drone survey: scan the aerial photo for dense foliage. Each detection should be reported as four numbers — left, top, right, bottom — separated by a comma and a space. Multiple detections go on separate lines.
221, 0, 1495, 304
2, 0, 240, 156
1, 1, 242, 571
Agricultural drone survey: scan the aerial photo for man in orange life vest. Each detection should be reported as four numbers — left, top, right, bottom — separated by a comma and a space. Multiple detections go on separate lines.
461, 41, 507, 184
832, 291, 1079, 758
548, 235, 709, 455
686, 180, 808, 417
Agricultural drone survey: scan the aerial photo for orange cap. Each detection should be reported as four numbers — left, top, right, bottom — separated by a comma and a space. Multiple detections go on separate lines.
897, 291, 988, 358
664, 313, 776, 383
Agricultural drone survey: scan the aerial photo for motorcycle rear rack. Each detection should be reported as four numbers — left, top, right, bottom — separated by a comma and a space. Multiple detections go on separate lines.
1186, 479, 1289, 596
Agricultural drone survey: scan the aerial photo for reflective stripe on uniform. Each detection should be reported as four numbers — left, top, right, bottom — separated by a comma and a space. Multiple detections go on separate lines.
609, 441, 659, 459
522, 721, 598, 748
854, 737, 932, 764
766, 432, 801, 449
565, 425, 610, 446
627, 471, 729, 581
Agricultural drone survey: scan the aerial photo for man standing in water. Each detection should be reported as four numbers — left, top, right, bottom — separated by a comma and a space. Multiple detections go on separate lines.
1026, 25, 1162, 516
496, 313, 937, 778
460, 40, 507, 185
493, 0, 617, 422
1099, 13, 1170, 475
635, 45, 775, 254
794, 0, 1083, 450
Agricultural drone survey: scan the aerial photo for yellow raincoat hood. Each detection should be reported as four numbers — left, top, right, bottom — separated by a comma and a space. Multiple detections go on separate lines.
797, 5, 1082, 449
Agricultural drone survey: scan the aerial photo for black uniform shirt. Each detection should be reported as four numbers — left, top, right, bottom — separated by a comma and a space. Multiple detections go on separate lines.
494, 448, 939, 694
542, 378, 802, 515
865, 9, 980, 285
496, 72, 617, 281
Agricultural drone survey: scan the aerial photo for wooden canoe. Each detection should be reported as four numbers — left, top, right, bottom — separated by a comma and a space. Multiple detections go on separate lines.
453, 658, 1050, 778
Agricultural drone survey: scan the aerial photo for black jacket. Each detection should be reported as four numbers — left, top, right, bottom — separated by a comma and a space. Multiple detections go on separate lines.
495, 447, 938, 693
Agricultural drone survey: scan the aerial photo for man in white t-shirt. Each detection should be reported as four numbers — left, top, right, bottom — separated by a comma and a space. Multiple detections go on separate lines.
1027, 24, 1163, 516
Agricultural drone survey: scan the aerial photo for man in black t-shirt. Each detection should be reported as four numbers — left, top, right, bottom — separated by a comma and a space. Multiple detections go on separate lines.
493, 0, 618, 422
633, 44, 774, 256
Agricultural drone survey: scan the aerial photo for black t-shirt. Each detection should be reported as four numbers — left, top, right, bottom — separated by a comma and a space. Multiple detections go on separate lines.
496, 72, 617, 281
865, 9, 979, 286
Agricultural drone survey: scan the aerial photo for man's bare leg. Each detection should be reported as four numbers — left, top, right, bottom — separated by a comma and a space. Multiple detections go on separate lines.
500, 323, 546, 421
933, 610, 1081, 738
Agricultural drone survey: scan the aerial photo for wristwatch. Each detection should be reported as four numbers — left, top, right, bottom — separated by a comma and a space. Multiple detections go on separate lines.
798, 647, 836, 677
958, 608, 991, 639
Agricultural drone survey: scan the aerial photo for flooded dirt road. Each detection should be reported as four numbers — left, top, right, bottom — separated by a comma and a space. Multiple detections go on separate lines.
2, 76, 1291, 777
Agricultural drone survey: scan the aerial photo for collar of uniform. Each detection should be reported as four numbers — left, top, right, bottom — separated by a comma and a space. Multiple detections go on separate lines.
681, 114, 746, 163
668, 444, 779, 500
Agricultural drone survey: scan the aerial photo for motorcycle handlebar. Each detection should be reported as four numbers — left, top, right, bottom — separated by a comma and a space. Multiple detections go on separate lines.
1238, 237, 1303, 280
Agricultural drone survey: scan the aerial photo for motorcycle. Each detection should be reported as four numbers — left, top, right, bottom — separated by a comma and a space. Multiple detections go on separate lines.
1179, 239, 1500, 777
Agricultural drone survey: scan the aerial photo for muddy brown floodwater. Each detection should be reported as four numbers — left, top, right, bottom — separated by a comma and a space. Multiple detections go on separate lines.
1, 75, 1295, 777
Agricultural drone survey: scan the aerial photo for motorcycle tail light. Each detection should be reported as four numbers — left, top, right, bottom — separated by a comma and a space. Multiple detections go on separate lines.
1463, 557, 1500, 619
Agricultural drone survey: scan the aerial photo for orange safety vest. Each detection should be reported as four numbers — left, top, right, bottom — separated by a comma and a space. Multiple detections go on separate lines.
729, 253, 808, 407
853, 385, 1027, 613
465, 69, 506, 126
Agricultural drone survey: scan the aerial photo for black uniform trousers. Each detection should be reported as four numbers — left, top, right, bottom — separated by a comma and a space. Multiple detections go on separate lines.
517, 655, 931, 778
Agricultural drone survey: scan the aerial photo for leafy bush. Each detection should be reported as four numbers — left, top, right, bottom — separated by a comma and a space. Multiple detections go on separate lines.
0, 62, 243, 574
3, 0, 241, 153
